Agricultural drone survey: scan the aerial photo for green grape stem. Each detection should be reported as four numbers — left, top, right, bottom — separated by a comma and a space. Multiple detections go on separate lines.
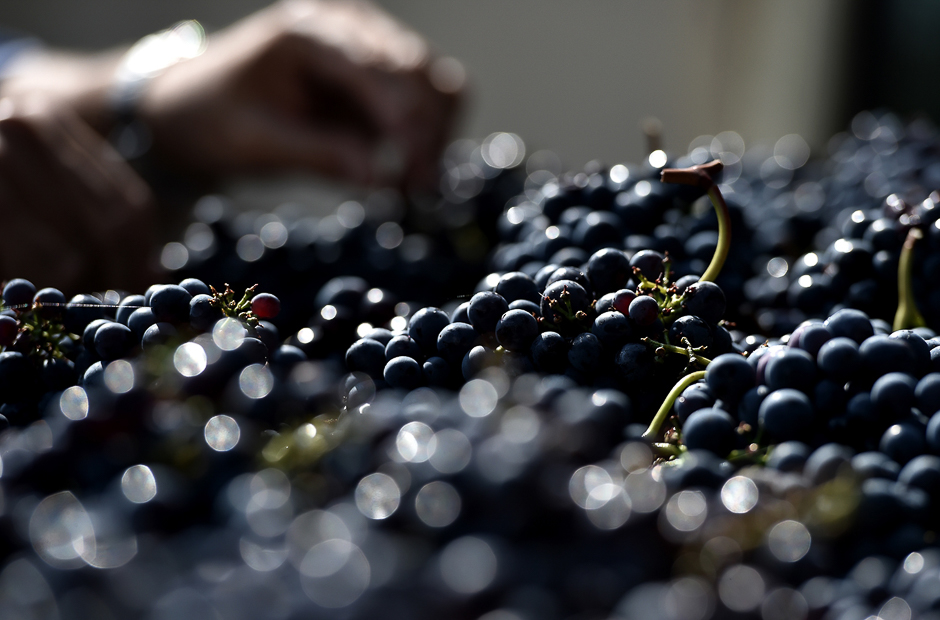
642, 370, 707, 439
893, 227, 927, 331
661, 160, 730, 284
642, 337, 713, 367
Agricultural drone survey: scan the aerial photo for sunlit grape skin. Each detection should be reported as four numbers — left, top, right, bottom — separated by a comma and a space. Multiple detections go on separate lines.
251, 293, 281, 319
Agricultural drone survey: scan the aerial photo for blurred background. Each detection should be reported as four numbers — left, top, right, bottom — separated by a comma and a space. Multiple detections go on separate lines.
1, 0, 935, 198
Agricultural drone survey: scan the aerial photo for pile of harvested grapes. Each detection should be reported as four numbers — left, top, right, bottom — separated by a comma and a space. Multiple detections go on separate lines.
3, 112, 940, 620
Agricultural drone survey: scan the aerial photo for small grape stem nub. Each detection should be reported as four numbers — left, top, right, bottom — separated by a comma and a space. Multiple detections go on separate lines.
661, 160, 730, 283
893, 227, 927, 331
642, 370, 707, 440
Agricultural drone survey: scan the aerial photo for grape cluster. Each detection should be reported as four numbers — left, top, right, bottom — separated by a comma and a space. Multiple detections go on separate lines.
6, 115, 940, 619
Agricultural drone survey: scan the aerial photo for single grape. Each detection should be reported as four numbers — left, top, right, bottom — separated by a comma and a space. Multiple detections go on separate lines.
568, 332, 603, 373
2, 278, 35, 307
759, 388, 813, 442
94, 322, 133, 361
495, 309, 539, 353
683, 407, 737, 457
705, 353, 755, 403
178, 278, 211, 297
251, 293, 281, 319
437, 323, 478, 364
683, 281, 726, 324
346, 339, 387, 379
384, 356, 423, 390
150, 285, 193, 324
385, 335, 423, 362
408, 308, 451, 354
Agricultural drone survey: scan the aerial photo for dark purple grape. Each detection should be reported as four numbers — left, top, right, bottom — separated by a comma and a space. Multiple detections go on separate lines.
33, 287, 65, 319
705, 353, 755, 403
142, 322, 177, 350
614, 342, 653, 385
450, 302, 470, 324
824, 308, 874, 344
82, 319, 110, 351
495, 272, 540, 303
0, 315, 16, 347
270, 344, 306, 370
668, 315, 712, 349
534, 263, 561, 290
495, 309, 538, 353
590, 311, 632, 351
461, 345, 497, 380
436, 323, 478, 364
586, 248, 631, 295
898, 455, 940, 496
736, 385, 768, 426
675, 275, 699, 294
150, 285, 193, 324
803, 443, 854, 485
870, 372, 917, 419
127, 307, 157, 339
915, 373, 940, 416
345, 339, 386, 378
766, 441, 810, 472
408, 308, 450, 354
759, 388, 813, 442
764, 349, 816, 394
890, 330, 931, 377
595, 293, 616, 315
363, 327, 394, 346
2, 278, 35, 307
545, 266, 591, 291
674, 382, 714, 423
468, 292, 509, 333
530, 331, 568, 373
190, 294, 223, 332
817, 337, 860, 382
859, 335, 916, 380
629, 250, 665, 281
94, 322, 133, 361
880, 422, 927, 465
385, 335, 423, 362
508, 299, 540, 316
568, 332, 603, 373
851, 451, 900, 481
790, 322, 832, 357
540, 280, 590, 324
178, 278, 211, 297
683, 281, 726, 325
628, 296, 659, 327
384, 356, 423, 390
116, 295, 146, 326
683, 408, 736, 457
64, 294, 105, 334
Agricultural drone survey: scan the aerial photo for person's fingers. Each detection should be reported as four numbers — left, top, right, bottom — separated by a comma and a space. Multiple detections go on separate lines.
0, 102, 157, 291
279, 0, 429, 73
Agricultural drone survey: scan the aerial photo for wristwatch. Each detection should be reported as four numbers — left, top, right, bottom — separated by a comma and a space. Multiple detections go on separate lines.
110, 20, 207, 159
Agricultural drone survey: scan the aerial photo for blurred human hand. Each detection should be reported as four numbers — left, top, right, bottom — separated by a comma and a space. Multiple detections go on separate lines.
0, 98, 157, 293
138, 0, 464, 189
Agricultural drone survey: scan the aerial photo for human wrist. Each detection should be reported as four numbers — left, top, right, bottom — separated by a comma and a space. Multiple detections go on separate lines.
108, 21, 207, 160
